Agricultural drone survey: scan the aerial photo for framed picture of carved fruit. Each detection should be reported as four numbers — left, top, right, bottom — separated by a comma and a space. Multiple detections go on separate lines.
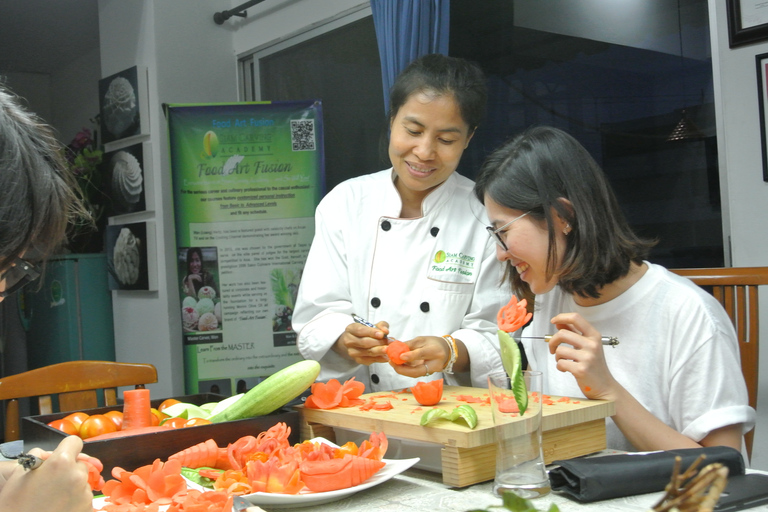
100, 142, 153, 216
105, 220, 157, 291
98, 65, 149, 146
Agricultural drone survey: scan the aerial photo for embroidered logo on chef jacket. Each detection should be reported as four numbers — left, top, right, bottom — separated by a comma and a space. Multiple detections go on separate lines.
427, 249, 477, 284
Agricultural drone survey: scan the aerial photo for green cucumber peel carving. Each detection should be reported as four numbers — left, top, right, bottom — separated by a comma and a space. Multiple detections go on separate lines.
498, 330, 528, 415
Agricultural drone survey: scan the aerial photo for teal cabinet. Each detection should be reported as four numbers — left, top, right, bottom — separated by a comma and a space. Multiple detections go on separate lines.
25, 254, 115, 369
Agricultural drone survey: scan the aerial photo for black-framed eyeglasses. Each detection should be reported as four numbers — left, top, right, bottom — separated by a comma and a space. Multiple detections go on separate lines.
486, 212, 530, 251
0, 258, 41, 298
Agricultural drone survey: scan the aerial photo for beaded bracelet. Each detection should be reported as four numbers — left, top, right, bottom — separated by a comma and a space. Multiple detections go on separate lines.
441, 335, 458, 374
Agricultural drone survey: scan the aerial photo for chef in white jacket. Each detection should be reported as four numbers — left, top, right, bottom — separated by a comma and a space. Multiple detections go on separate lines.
292, 54, 507, 392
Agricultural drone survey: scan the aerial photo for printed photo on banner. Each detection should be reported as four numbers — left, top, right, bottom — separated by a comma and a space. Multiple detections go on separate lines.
179, 246, 223, 343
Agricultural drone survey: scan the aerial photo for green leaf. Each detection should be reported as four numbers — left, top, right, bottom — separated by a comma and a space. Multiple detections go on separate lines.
498, 330, 528, 415
180, 466, 218, 488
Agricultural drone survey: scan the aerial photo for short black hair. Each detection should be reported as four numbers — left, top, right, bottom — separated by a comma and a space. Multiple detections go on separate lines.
388, 53, 487, 133
474, 126, 656, 299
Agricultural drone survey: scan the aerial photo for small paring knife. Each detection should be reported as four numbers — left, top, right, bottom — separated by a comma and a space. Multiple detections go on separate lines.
519, 335, 620, 347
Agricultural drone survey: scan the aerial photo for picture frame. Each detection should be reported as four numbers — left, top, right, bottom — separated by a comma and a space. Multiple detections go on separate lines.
727, 0, 768, 48
98, 65, 150, 146
755, 52, 768, 181
100, 142, 154, 217
105, 220, 157, 291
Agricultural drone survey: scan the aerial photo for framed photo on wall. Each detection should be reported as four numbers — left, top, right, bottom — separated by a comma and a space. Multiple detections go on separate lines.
100, 142, 154, 217
98, 65, 149, 146
728, 0, 768, 48
755, 52, 768, 181
105, 220, 157, 291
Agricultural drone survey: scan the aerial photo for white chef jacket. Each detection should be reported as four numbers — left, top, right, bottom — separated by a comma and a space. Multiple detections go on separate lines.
293, 169, 506, 392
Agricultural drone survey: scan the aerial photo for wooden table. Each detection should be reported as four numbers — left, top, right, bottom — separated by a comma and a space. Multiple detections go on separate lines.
299, 385, 614, 487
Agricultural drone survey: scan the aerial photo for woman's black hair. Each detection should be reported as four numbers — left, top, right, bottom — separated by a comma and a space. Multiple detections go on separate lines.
474, 126, 656, 299
0, 84, 86, 271
186, 247, 204, 272
388, 53, 487, 133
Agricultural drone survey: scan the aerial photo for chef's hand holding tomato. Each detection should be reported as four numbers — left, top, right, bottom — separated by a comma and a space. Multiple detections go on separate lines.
0, 435, 93, 512
332, 320, 392, 365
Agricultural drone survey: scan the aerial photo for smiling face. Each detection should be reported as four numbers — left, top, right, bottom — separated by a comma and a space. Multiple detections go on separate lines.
188, 251, 202, 275
389, 91, 473, 211
484, 196, 568, 296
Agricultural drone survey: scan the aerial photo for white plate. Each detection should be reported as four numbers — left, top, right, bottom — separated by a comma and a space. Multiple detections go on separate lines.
242, 454, 420, 508
93, 437, 419, 510
241, 437, 419, 508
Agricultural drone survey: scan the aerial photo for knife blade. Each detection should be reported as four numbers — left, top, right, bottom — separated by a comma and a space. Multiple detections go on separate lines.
519, 335, 620, 347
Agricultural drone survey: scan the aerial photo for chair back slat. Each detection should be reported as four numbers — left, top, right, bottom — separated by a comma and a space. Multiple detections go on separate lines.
671, 266, 768, 463
0, 361, 157, 442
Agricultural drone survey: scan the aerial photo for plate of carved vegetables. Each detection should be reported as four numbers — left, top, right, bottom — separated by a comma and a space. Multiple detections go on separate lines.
91, 422, 417, 511
182, 423, 418, 508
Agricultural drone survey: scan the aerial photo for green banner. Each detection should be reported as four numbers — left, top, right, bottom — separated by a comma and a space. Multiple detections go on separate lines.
167, 101, 324, 394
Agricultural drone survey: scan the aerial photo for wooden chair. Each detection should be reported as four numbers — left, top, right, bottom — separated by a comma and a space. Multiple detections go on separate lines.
670, 266, 768, 462
0, 360, 157, 442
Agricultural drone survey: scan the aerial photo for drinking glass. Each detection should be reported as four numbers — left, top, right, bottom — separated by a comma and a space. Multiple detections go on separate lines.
488, 370, 550, 499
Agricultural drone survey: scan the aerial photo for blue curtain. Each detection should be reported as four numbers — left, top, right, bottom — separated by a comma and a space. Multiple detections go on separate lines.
370, 0, 450, 114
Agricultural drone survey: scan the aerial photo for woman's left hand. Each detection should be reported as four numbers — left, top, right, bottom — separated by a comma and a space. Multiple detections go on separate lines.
390, 336, 451, 378
548, 312, 619, 400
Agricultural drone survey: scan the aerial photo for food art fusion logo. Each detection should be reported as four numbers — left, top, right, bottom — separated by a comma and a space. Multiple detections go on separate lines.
196, 126, 290, 178
432, 250, 476, 277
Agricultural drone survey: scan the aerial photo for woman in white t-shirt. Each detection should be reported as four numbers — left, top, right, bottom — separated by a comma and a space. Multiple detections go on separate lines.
474, 125, 754, 453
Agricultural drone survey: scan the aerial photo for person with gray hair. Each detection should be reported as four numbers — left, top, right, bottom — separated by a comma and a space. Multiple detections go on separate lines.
0, 83, 95, 512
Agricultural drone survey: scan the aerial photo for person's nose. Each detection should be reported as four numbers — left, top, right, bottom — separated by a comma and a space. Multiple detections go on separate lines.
412, 137, 436, 161
495, 243, 510, 262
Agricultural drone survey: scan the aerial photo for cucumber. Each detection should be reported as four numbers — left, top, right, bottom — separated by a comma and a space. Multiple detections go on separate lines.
498, 330, 528, 415
209, 359, 321, 423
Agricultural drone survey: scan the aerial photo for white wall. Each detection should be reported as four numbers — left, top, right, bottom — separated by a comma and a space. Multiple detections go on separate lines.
98, 0, 235, 399
709, 1, 768, 469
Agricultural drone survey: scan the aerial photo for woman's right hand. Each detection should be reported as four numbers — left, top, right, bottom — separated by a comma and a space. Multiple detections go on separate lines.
332, 321, 390, 365
0, 435, 93, 512
183, 273, 201, 296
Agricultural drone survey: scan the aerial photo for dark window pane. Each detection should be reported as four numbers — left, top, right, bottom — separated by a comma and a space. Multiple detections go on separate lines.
451, 0, 723, 268
260, 17, 386, 193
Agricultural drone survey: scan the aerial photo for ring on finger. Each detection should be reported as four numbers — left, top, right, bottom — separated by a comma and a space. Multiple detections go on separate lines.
424, 363, 432, 377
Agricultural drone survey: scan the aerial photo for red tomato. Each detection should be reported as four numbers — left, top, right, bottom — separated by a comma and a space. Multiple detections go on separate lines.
79, 414, 118, 439
63, 411, 90, 430
158, 398, 181, 412
48, 418, 79, 436
104, 410, 124, 430
386, 340, 409, 365
183, 418, 212, 427
161, 417, 188, 429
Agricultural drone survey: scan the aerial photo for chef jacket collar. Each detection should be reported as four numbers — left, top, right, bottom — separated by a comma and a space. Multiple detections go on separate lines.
386, 168, 459, 218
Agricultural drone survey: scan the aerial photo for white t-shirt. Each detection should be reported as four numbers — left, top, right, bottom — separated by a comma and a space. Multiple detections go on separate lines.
521, 262, 755, 452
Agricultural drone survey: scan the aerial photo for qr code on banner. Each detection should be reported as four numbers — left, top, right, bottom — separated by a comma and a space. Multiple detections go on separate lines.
290, 119, 315, 151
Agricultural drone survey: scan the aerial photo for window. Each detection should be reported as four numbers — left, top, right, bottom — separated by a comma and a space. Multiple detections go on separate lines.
239, 7, 385, 194
242, 0, 722, 268
451, 0, 722, 268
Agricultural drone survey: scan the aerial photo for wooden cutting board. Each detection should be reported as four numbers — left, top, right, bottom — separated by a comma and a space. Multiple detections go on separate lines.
298, 385, 615, 487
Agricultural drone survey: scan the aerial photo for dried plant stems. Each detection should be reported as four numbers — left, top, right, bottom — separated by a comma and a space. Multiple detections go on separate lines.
651, 455, 729, 512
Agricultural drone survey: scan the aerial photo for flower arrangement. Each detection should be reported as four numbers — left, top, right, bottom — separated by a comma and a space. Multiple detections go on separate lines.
64, 127, 105, 252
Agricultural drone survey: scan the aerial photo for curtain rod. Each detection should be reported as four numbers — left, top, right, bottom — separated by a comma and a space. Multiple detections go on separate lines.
213, 0, 267, 25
